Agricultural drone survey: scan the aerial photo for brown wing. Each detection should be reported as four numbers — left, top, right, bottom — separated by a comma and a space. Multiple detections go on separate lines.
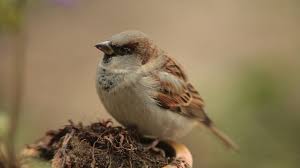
149, 56, 239, 150
152, 56, 212, 125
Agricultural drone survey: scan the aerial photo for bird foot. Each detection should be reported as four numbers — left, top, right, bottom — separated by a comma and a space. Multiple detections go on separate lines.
145, 139, 166, 157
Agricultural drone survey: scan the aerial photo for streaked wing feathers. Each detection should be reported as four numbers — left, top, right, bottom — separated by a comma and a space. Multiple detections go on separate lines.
151, 56, 211, 125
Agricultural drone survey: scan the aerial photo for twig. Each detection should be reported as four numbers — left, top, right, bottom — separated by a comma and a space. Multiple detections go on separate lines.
91, 138, 99, 168
60, 131, 74, 167
6, 0, 28, 167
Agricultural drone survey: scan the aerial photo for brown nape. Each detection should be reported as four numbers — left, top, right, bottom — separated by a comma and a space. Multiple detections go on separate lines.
22, 120, 189, 168
139, 41, 160, 65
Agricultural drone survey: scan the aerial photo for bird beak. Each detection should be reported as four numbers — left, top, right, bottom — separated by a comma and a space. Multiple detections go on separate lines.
95, 41, 114, 55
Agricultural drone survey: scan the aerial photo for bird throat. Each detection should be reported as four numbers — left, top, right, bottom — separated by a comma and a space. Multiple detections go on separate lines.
97, 67, 124, 92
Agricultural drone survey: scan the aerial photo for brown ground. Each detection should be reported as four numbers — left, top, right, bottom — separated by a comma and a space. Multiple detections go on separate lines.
0, 159, 4, 168
22, 120, 189, 168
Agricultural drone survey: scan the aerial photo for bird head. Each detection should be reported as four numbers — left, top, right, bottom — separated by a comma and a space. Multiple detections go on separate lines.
95, 30, 159, 70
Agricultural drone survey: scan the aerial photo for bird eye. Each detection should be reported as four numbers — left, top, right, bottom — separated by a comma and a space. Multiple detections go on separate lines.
110, 43, 136, 56
118, 46, 132, 55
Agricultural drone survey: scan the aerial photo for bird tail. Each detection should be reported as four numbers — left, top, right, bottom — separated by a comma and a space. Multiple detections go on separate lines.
208, 124, 239, 151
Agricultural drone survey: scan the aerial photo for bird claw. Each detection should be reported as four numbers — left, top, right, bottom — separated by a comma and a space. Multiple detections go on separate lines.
144, 139, 166, 157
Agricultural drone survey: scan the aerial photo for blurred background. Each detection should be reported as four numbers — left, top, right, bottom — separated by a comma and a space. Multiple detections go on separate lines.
0, 0, 300, 167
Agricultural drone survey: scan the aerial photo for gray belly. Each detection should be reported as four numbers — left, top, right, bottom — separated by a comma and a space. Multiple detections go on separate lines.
97, 86, 197, 140
96, 68, 197, 140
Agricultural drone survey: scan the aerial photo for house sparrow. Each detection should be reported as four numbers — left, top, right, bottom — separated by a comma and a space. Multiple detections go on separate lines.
95, 30, 238, 150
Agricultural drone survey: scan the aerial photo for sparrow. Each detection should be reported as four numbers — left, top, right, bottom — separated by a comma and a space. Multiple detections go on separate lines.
95, 30, 238, 150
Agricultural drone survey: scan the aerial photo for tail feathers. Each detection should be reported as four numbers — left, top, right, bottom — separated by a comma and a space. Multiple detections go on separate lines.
208, 125, 239, 151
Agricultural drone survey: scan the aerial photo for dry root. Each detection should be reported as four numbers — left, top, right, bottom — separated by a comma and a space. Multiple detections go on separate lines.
22, 120, 191, 168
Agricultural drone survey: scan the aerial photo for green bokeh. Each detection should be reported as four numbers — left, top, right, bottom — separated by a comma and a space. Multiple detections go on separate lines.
227, 64, 300, 168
